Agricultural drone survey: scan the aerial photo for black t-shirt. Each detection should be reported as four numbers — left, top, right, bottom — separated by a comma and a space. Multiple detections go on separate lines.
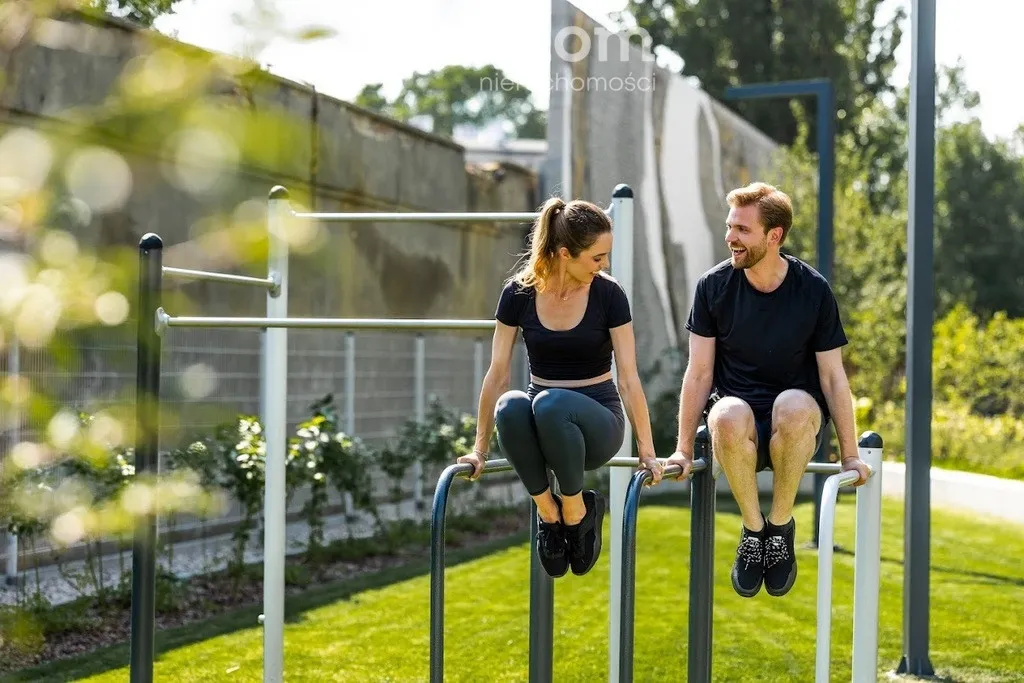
684, 254, 848, 420
495, 272, 632, 380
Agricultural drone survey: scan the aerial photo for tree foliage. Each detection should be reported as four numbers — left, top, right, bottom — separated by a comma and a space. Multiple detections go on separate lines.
88, 0, 184, 26
355, 65, 546, 139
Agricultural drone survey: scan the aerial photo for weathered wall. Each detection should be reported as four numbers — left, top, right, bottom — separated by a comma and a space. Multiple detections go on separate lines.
546, 0, 781, 399
0, 13, 537, 445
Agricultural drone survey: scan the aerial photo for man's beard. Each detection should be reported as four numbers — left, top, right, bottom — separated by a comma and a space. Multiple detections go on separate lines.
730, 240, 768, 269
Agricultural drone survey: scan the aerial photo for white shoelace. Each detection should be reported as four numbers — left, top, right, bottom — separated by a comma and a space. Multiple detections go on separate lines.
764, 535, 790, 568
736, 535, 763, 569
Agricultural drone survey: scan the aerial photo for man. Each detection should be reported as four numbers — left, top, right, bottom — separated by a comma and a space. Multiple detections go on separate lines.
666, 182, 870, 598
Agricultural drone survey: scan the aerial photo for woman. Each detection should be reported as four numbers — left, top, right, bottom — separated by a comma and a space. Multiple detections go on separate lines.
456, 195, 663, 579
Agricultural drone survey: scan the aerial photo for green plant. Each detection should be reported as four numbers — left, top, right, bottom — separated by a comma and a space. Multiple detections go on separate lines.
211, 416, 266, 576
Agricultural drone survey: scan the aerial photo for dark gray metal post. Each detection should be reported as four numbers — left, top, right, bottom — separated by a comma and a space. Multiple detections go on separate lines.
528, 503, 554, 683
618, 469, 651, 683
688, 427, 715, 683
130, 233, 163, 683
723, 79, 837, 546
897, 0, 936, 676
429, 464, 464, 683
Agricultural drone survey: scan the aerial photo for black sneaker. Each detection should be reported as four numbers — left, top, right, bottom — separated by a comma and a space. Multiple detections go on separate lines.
564, 490, 606, 576
731, 522, 765, 598
536, 496, 569, 578
764, 517, 797, 597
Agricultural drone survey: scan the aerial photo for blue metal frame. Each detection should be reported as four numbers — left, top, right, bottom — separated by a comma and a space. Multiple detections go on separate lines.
724, 78, 835, 546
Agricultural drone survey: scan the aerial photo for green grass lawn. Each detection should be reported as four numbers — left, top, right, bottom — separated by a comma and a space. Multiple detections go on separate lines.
7, 495, 1023, 682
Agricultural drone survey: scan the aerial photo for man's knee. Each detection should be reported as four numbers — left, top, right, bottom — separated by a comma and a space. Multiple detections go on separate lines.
707, 397, 756, 446
771, 389, 821, 439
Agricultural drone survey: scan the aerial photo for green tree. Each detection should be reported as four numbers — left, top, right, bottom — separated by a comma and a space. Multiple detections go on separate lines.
356, 65, 547, 139
88, 0, 184, 26
619, 0, 904, 151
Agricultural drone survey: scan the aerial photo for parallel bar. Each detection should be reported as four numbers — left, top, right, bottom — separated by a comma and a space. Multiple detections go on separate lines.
162, 266, 275, 289
129, 234, 163, 683
159, 312, 496, 331
688, 427, 716, 683
429, 464, 463, 683
4, 343, 20, 586
528, 503, 554, 683
815, 469, 864, 683
292, 211, 540, 222
853, 434, 884, 682
901, 0, 937, 676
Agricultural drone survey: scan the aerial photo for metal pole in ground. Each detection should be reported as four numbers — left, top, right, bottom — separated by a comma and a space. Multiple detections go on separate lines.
129, 233, 164, 683
688, 427, 715, 683
262, 186, 290, 682
852, 432, 884, 682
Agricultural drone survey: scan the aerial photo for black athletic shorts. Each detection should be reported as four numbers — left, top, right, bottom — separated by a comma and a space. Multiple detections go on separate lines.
704, 393, 831, 472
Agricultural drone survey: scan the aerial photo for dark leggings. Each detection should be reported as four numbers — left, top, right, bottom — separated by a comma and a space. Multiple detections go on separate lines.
494, 380, 626, 496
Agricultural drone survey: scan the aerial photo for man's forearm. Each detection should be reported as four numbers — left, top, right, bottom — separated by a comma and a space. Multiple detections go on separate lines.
675, 367, 713, 454
822, 372, 858, 461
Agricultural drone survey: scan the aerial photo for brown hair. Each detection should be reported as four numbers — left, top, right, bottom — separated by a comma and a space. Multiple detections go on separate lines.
513, 196, 612, 292
726, 182, 793, 244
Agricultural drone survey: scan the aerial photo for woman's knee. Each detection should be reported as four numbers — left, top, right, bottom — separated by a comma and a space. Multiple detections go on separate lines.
494, 390, 532, 430
531, 389, 572, 425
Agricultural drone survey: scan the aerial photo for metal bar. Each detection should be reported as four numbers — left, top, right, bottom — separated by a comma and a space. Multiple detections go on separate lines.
853, 433, 884, 682
4, 343, 20, 586
900, 0, 936, 676
343, 332, 356, 516
815, 469, 864, 683
723, 78, 830, 99
162, 266, 275, 289
414, 335, 426, 508
129, 233, 163, 683
429, 463, 463, 683
292, 211, 540, 222
608, 184, 634, 682
688, 427, 715, 683
158, 311, 496, 332
528, 502, 554, 683
262, 186, 290, 683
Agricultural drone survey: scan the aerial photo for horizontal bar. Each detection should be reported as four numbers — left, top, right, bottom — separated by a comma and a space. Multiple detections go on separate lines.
162, 267, 275, 289
724, 78, 831, 100
291, 211, 541, 223
157, 310, 497, 332
452, 456, 712, 482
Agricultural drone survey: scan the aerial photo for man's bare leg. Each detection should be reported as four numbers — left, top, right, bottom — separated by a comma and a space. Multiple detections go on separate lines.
763, 388, 822, 597
708, 397, 762, 530
768, 389, 821, 525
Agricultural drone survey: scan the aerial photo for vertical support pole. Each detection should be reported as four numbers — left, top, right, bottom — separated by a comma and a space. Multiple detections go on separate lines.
811, 80, 836, 547
263, 186, 290, 683
618, 471, 649, 683
129, 233, 163, 683
473, 338, 484, 413
4, 342, 20, 586
853, 432, 884, 682
414, 334, 426, 509
608, 184, 633, 682
344, 332, 356, 515
688, 426, 715, 683
528, 505, 554, 683
561, 65, 573, 200
899, 0, 936, 676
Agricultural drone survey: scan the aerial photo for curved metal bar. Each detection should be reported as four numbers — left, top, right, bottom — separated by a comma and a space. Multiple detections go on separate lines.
429, 463, 470, 683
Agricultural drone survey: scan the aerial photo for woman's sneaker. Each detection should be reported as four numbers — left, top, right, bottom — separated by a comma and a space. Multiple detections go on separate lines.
731, 521, 765, 597
564, 490, 606, 576
536, 496, 569, 578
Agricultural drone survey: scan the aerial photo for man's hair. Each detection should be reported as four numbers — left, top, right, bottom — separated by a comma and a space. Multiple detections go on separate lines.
726, 182, 793, 245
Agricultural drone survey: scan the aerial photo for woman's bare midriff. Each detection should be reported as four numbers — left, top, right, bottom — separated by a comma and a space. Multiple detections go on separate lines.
530, 370, 613, 388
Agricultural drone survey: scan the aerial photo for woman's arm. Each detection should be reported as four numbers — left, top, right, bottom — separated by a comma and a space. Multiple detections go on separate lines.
609, 322, 664, 483
459, 322, 518, 478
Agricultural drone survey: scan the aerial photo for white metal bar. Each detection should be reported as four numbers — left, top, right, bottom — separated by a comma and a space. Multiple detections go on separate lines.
291, 211, 540, 222
561, 64, 573, 200
343, 332, 356, 516
158, 311, 496, 332
815, 468, 863, 683
608, 186, 634, 683
413, 335, 426, 508
473, 339, 484, 411
852, 444, 884, 682
262, 189, 290, 683
4, 343, 19, 584
162, 266, 275, 289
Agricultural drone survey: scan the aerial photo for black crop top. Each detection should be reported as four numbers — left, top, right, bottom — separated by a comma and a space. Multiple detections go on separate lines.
495, 273, 632, 380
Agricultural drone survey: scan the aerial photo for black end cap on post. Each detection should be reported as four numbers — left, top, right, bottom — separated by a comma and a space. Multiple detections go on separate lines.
269, 185, 289, 200
612, 184, 634, 199
858, 431, 883, 449
694, 425, 711, 447
139, 233, 163, 250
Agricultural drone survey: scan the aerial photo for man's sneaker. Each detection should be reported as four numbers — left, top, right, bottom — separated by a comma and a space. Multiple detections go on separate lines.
731, 522, 765, 597
764, 517, 797, 597
564, 490, 606, 576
